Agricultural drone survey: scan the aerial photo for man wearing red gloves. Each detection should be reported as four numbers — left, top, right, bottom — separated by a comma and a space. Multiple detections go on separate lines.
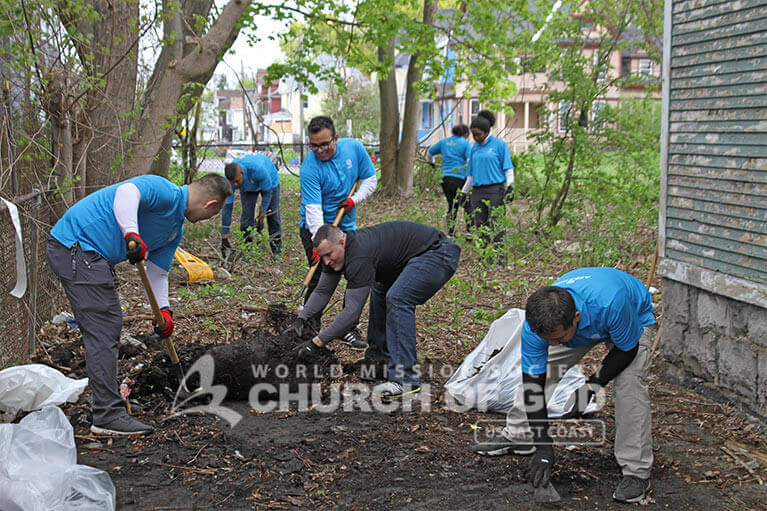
298, 116, 377, 346
47, 174, 231, 435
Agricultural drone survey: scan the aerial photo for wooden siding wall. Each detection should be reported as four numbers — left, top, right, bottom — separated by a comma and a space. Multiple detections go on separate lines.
666, 0, 767, 285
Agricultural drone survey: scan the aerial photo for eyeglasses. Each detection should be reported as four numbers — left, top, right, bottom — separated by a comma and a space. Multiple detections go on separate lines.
310, 139, 334, 152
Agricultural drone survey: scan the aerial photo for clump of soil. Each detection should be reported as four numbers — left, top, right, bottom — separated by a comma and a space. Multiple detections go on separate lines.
134, 304, 338, 400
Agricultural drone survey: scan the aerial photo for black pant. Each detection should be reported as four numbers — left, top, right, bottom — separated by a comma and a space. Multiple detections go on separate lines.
47, 240, 126, 425
470, 182, 506, 263
441, 176, 472, 235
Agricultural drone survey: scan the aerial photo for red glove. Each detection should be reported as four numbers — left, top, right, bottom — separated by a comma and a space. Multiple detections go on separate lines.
153, 307, 174, 338
124, 232, 147, 264
340, 197, 355, 214
310, 248, 320, 266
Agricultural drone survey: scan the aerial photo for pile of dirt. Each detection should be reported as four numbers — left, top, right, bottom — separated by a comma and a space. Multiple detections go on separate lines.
133, 304, 338, 401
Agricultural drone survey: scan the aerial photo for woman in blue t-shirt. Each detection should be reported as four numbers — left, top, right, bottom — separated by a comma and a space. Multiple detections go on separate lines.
461, 110, 514, 265
427, 124, 472, 236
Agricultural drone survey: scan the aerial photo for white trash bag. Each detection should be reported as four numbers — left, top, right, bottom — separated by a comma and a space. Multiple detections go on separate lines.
445, 308, 601, 416
0, 406, 116, 511
0, 364, 88, 415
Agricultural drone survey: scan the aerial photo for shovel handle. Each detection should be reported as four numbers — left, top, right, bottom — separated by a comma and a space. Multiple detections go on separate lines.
128, 241, 184, 373
301, 181, 359, 288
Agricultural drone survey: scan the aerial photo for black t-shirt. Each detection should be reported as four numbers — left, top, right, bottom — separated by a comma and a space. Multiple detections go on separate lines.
333, 221, 444, 288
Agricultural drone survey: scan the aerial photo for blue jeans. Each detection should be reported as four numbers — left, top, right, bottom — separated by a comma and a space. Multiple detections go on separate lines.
241, 185, 282, 254
366, 239, 460, 385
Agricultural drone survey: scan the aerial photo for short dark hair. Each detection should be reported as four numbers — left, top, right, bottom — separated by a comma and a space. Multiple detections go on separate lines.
308, 116, 336, 136
193, 174, 233, 204
470, 115, 492, 134
313, 224, 344, 247
452, 124, 469, 137
525, 286, 577, 336
224, 163, 241, 181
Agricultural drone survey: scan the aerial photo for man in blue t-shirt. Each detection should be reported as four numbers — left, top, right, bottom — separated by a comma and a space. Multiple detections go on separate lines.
298, 116, 377, 346
47, 174, 231, 436
473, 267, 656, 504
427, 124, 472, 236
221, 152, 281, 256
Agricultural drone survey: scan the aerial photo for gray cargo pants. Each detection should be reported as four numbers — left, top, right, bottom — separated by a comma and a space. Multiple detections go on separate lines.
47, 239, 126, 425
502, 328, 654, 479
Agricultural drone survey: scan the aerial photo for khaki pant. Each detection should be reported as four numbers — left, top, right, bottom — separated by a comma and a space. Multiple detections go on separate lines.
502, 328, 654, 479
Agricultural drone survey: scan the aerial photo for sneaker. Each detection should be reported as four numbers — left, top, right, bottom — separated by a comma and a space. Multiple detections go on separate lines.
472, 431, 536, 456
372, 381, 420, 401
612, 476, 651, 503
341, 329, 367, 349
91, 415, 153, 436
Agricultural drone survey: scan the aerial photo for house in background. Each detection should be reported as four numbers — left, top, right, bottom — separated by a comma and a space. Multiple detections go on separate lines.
215, 70, 285, 145
417, 24, 661, 153
657, 0, 767, 417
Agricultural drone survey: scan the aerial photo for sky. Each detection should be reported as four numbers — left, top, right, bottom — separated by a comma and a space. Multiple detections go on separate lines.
218, 14, 287, 84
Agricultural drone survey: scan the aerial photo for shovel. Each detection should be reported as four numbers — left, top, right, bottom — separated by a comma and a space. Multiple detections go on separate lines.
129, 242, 188, 391
295, 181, 358, 304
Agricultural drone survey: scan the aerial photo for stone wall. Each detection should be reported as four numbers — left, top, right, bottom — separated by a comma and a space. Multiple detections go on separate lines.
661, 278, 767, 418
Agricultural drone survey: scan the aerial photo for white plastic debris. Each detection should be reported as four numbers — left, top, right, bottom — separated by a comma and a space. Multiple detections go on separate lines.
216, 267, 231, 280
52, 312, 75, 325
445, 308, 600, 416
648, 286, 659, 295
119, 333, 147, 351
0, 406, 116, 511
0, 364, 88, 415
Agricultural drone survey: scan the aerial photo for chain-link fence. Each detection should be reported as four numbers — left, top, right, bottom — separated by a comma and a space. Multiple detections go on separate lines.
0, 190, 65, 369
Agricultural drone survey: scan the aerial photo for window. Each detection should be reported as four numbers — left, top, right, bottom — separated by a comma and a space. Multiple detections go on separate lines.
470, 99, 480, 117
592, 100, 607, 131
302, 98, 309, 108
638, 59, 652, 76
558, 101, 572, 133
421, 100, 433, 129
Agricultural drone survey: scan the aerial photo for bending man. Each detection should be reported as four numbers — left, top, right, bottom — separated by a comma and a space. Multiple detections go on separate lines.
473, 267, 655, 503
47, 174, 231, 435
285, 221, 460, 400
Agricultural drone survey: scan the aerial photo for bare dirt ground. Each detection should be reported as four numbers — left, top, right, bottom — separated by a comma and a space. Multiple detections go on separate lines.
34, 191, 767, 510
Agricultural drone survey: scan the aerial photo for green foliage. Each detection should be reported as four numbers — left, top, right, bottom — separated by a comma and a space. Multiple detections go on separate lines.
321, 79, 380, 142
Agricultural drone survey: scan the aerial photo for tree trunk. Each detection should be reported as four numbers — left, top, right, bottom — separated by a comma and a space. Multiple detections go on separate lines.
377, 42, 399, 195
80, 0, 140, 188
130, 0, 249, 175
393, 0, 437, 197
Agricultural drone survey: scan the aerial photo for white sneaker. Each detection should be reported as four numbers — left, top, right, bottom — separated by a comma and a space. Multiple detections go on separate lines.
372, 381, 421, 401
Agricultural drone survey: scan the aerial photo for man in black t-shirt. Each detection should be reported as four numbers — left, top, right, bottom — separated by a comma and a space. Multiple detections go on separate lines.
284, 221, 461, 399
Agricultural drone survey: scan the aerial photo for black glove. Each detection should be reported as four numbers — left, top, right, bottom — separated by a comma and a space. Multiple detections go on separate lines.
529, 444, 556, 488
428, 161, 436, 170
283, 318, 306, 337
293, 340, 322, 363
504, 184, 514, 204
221, 237, 232, 256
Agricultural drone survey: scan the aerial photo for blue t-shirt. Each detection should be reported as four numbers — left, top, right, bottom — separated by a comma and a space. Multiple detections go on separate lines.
467, 135, 513, 186
428, 136, 472, 179
226, 153, 279, 203
299, 138, 376, 231
521, 267, 656, 375
50, 175, 188, 271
